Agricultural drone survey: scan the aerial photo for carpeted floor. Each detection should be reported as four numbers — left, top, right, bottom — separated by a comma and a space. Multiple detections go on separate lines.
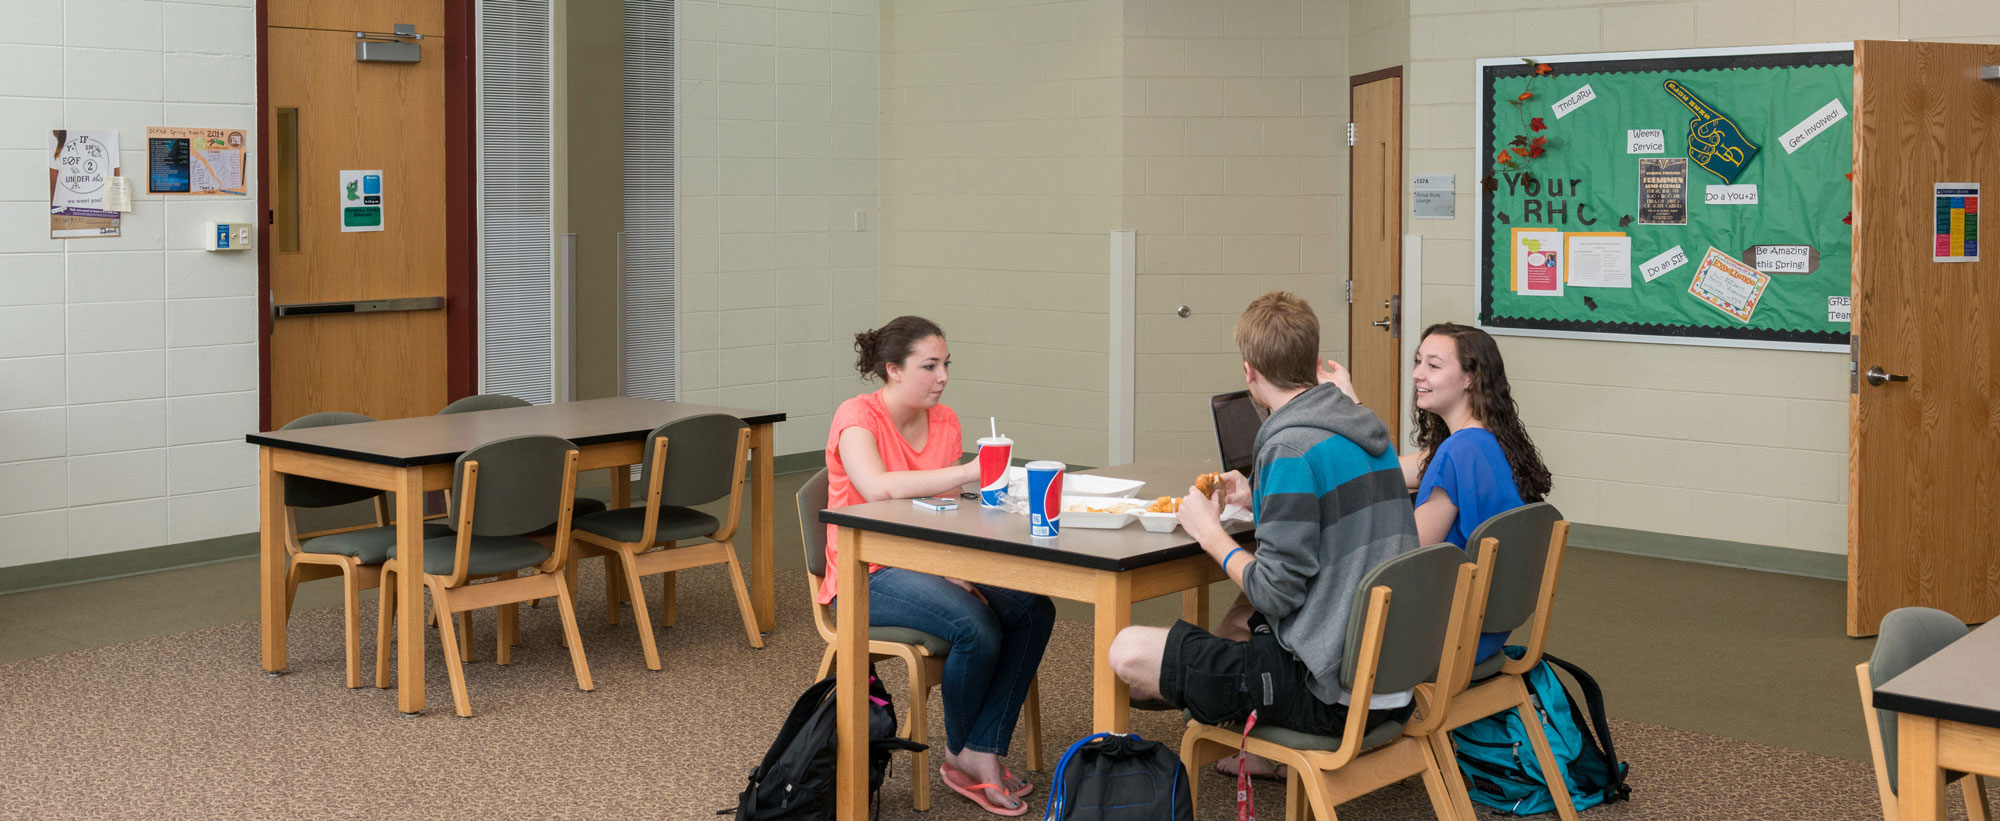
0, 561, 1981, 820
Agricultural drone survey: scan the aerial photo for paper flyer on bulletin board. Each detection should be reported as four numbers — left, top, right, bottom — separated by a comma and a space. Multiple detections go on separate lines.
49, 130, 121, 239
146, 127, 248, 196
1475, 45, 1853, 351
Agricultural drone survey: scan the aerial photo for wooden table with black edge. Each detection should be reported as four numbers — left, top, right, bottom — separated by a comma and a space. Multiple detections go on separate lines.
246, 397, 785, 714
1873, 617, 2000, 820
824, 457, 1251, 815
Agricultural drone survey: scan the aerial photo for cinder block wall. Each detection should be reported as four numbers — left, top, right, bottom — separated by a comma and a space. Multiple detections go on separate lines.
0, 0, 259, 569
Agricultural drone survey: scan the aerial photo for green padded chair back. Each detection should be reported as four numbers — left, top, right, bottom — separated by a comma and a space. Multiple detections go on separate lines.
438, 393, 532, 414
642, 414, 749, 508
280, 412, 381, 508
799, 469, 830, 577
1466, 501, 1562, 636
453, 435, 578, 537
1870, 606, 1970, 794
1339, 543, 1467, 693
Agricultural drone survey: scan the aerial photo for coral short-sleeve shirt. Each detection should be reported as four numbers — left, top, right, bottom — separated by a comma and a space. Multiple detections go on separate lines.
819, 392, 963, 604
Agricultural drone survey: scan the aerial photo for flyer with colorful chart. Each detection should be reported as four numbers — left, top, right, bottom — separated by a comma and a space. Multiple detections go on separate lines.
1934, 183, 1979, 263
146, 127, 247, 196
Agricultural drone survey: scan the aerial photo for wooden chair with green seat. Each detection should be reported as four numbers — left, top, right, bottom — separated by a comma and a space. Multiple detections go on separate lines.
1416, 502, 1579, 821
436, 393, 609, 656
1179, 543, 1481, 821
374, 434, 594, 718
567, 413, 764, 672
796, 468, 1043, 812
1857, 607, 1992, 821
278, 411, 454, 689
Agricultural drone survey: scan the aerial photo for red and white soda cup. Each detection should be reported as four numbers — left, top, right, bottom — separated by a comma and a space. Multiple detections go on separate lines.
976, 436, 1013, 507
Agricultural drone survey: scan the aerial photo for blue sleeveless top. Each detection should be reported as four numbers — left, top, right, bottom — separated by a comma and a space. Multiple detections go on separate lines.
1416, 427, 1525, 662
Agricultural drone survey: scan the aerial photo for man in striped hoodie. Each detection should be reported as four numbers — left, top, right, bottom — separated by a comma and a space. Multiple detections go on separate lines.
1109, 291, 1420, 738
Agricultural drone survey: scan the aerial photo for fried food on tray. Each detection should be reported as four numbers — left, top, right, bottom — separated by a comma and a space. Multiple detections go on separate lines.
1066, 501, 1141, 514
1146, 496, 1181, 514
1194, 472, 1221, 496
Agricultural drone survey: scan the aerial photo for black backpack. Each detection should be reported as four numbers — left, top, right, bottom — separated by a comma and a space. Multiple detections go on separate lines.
723, 669, 925, 820
1043, 733, 1193, 821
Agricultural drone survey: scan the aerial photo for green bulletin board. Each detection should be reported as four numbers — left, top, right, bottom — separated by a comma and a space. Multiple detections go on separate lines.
1476, 47, 1854, 350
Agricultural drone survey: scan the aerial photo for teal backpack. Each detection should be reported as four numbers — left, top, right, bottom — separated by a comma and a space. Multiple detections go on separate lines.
1449, 649, 1631, 815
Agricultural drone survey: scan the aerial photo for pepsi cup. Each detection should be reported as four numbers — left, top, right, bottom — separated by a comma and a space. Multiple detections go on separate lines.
977, 436, 1013, 507
1026, 460, 1065, 538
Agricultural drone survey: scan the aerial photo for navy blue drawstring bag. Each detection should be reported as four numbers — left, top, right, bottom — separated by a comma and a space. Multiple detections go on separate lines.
1043, 732, 1192, 821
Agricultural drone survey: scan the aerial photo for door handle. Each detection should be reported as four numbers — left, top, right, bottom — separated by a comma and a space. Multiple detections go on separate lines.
1371, 317, 1392, 329
272, 297, 445, 318
1865, 366, 1909, 386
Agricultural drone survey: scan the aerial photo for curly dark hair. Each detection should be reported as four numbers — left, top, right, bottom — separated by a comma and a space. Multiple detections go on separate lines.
1411, 323, 1552, 502
853, 315, 944, 381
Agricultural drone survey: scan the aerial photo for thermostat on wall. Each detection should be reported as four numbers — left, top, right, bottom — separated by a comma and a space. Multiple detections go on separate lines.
206, 222, 253, 251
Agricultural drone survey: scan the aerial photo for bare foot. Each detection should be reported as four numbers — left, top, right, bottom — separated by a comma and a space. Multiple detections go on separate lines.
944, 750, 1025, 811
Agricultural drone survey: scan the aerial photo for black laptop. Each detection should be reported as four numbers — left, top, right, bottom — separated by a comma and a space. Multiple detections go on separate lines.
1209, 390, 1267, 486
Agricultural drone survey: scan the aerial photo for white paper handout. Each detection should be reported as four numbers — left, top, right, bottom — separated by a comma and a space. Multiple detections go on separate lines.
1564, 234, 1632, 288
1687, 247, 1771, 323
1780, 99, 1847, 154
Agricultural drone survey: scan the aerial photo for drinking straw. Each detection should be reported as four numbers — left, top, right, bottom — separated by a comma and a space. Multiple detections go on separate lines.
991, 417, 998, 439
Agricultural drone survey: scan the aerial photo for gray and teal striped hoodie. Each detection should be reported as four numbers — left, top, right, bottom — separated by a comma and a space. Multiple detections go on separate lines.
1242, 382, 1420, 707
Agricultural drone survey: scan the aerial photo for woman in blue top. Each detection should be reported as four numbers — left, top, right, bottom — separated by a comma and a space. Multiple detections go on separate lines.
1323, 322, 1552, 663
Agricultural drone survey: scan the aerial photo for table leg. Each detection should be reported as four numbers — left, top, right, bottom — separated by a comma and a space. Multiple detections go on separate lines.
1899, 713, 1946, 821
750, 422, 776, 633
1094, 572, 1134, 733
609, 466, 630, 510
835, 527, 870, 817
1182, 583, 1210, 629
259, 448, 287, 674
395, 467, 428, 714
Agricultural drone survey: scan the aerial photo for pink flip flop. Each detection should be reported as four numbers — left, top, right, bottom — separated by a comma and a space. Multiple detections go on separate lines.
940, 763, 1030, 817
1001, 765, 1035, 798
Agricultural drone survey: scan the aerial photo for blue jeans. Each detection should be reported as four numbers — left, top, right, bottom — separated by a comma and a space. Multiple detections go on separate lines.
851, 567, 1055, 756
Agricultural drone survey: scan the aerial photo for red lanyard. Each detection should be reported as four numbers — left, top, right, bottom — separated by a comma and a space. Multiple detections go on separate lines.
1235, 710, 1260, 821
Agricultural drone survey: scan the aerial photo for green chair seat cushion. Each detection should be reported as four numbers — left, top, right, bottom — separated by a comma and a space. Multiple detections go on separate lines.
1469, 650, 1507, 683
390, 534, 552, 577
1192, 712, 1406, 752
300, 522, 454, 565
872, 626, 951, 656
573, 505, 720, 544
526, 497, 608, 536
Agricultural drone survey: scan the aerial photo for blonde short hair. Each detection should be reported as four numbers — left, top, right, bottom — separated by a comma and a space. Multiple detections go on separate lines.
1233, 292, 1319, 390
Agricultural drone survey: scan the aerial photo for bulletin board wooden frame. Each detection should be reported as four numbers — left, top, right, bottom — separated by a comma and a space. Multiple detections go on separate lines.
1474, 43, 1855, 353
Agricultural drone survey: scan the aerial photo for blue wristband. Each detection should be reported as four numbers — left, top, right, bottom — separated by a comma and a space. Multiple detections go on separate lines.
1223, 547, 1246, 572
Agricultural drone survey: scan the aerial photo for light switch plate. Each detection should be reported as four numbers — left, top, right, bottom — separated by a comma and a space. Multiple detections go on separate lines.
205, 222, 253, 251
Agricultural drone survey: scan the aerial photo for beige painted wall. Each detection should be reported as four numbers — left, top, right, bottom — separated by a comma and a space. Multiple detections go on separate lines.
1404, 4, 2000, 555
879, 0, 1124, 465
1124, 0, 1351, 461
677, 0, 882, 455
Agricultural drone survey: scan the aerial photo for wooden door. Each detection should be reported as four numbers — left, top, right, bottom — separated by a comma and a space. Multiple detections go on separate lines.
263, 1, 450, 427
1349, 71, 1403, 433
1848, 40, 2000, 636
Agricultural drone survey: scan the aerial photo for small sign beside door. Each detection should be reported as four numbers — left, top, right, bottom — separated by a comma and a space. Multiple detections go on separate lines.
1412, 174, 1454, 220
340, 169, 385, 233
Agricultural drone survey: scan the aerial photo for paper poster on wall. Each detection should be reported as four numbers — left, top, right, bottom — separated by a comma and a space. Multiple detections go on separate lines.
1828, 296, 1851, 323
1511, 228, 1565, 296
49, 130, 121, 238
1564, 233, 1632, 288
1552, 84, 1597, 119
1687, 247, 1771, 322
339, 170, 384, 232
1626, 129, 1665, 154
1704, 185, 1759, 206
1637, 158, 1687, 225
1935, 183, 1979, 262
1744, 244, 1816, 274
146, 127, 247, 195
